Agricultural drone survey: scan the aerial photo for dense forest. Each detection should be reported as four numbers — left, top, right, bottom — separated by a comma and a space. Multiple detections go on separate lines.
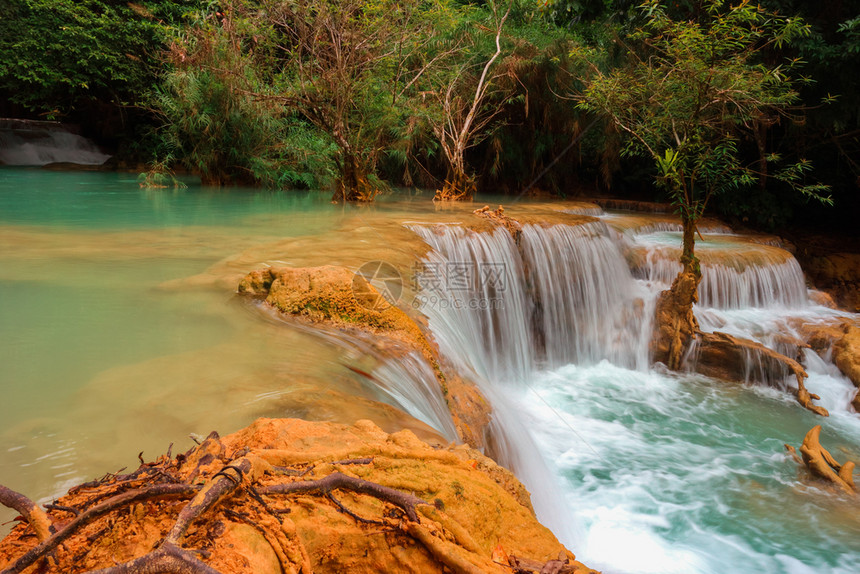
1, 0, 857, 232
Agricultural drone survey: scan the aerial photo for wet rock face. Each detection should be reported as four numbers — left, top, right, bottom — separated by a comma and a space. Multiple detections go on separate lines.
0, 418, 598, 574
833, 323, 860, 388
832, 322, 860, 412
798, 252, 860, 312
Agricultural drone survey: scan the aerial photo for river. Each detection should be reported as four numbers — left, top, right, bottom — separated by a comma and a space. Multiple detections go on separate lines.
1, 167, 858, 573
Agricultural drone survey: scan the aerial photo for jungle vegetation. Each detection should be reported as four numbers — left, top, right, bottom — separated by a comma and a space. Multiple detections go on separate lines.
1, 0, 856, 231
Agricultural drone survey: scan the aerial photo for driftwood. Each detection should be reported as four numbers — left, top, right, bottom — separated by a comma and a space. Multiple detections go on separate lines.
785, 425, 857, 495
473, 205, 522, 242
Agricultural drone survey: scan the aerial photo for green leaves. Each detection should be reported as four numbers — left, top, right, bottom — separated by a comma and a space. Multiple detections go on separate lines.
0, 1, 202, 114
582, 0, 828, 225
655, 147, 678, 177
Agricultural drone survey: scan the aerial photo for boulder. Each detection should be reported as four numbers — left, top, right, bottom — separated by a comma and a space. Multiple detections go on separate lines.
0, 418, 597, 574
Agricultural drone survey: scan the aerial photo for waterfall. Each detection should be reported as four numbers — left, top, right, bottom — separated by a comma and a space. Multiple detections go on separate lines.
0, 119, 111, 166
410, 220, 656, 547
411, 221, 653, 378
697, 259, 807, 310
408, 213, 860, 573
371, 352, 460, 442
410, 224, 534, 382
629, 231, 808, 309
520, 223, 653, 370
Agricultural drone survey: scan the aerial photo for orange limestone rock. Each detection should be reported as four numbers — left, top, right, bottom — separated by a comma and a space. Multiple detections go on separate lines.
0, 418, 598, 574
238, 266, 491, 449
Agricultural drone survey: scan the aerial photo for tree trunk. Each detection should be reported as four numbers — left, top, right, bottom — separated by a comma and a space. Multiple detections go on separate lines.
333, 152, 377, 203
681, 213, 699, 276
434, 168, 476, 201
651, 212, 701, 370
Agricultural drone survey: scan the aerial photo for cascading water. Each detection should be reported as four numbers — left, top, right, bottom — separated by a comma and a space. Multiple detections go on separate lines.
629, 231, 809, 309
0, 119, 111, 166
410, 208, 860, 573
370, 352, 460, 442
264, 308, 460, 443
410, 224, 534, 383
411, 221, 653, 376
520, 223, 653, 370
410, 220, 658, 549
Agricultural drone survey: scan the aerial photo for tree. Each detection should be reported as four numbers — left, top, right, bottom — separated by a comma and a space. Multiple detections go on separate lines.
0, 0, 201, 141
432, 0, 513, 201
264, 0, 450, 202
581, 0, 829, 276
580, 0, 831, 368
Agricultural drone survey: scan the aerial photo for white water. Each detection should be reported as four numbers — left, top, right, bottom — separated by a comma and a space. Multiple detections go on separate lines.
410, 209, 860, 573
631, 231, 808, 309
0, 121, 111, 166
371, 352, 460, 442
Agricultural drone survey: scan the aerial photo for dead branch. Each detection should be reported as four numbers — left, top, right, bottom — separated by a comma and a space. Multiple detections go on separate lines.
165, 457, 255, 545
0, 485, 52, 542
261, 471, 427, 522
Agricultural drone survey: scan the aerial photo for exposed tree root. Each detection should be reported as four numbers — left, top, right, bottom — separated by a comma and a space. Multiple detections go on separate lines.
786, 426, 857, 495
650, 266, 828, 415
404, 521, 487, 574
86, 542, 221, 574
651, 270, 700, 370
260, 471, 427, 522
695, 331, 829, 417
1, 484, 198, 574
